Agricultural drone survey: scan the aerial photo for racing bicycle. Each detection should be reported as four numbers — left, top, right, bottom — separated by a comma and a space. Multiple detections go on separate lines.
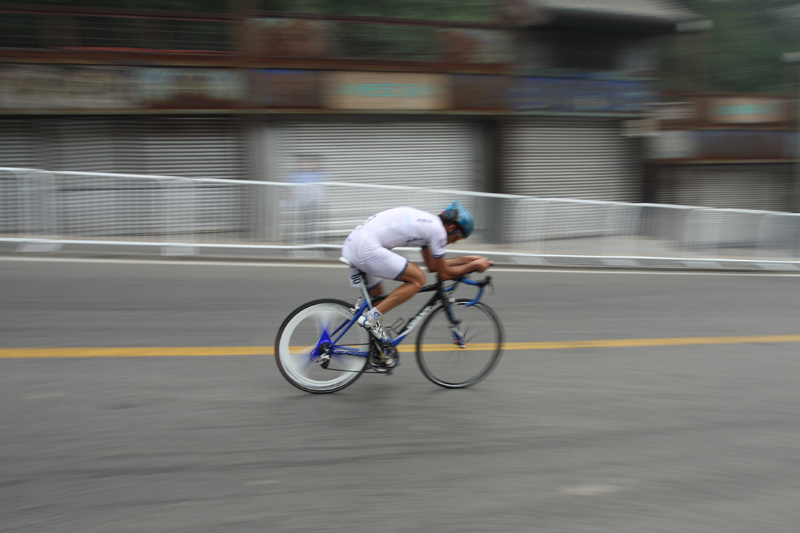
274, 258, 504, 393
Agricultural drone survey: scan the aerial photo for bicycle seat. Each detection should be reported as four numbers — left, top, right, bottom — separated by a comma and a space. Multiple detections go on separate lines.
340, 256, 369, 287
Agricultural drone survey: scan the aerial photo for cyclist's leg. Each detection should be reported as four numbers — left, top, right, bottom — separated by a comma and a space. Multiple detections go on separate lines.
345, 244, 425, 316
368, 282, 385, 298
373, 261, 425, 315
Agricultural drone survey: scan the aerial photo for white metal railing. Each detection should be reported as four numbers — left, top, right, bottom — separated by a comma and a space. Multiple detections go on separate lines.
2, 168, 800, 269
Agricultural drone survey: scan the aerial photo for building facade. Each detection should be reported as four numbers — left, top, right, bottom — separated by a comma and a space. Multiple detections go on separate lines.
0, 2, 712, 213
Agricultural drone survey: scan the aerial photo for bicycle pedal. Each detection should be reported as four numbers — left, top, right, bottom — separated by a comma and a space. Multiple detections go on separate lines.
370, 365, 394, 375
369, 352, 398, 373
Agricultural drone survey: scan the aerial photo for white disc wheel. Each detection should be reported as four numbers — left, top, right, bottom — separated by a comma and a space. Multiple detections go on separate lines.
274, 299, 370, 393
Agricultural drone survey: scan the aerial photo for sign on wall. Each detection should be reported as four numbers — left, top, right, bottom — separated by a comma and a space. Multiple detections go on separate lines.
509, 77, 655, 113
452, 74, 507, 111
0, 64, 135, 109
648, 130, 796, 160
324, 72, 451, 110
248, 69, 323, 108
697, 130, 791, 159
707, 97, 788, 125
0, 65, 249, 110
132, 68, 248, 109
2, 64, 656, 116
656, 95, 792, 128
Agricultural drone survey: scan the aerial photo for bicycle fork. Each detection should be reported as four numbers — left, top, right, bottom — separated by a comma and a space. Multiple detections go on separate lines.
444, 300, 468, 349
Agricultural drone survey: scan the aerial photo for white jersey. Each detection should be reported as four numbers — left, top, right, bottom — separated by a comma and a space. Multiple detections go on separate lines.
348, 207, 447, 257
342, 207, 448, 288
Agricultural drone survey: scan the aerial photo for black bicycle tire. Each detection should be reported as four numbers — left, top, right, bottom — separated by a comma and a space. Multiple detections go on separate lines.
415, 299, 504, 389
274, 298, 368, 394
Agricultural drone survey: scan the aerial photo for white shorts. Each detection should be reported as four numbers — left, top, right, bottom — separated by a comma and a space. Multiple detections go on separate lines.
342, 236, 409, 290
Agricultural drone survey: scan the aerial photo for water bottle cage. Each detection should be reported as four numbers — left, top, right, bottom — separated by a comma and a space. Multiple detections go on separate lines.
386, 317, 406, 337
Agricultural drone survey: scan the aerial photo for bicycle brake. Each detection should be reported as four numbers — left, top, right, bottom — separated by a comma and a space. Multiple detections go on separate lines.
350, 296, 364, 314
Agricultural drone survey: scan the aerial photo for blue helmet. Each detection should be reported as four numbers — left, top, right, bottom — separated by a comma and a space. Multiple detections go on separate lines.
441, 200, 474, 239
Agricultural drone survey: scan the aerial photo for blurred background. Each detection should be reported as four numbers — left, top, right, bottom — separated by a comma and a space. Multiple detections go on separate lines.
2, 0, 800, 263
5, 4, 800, 532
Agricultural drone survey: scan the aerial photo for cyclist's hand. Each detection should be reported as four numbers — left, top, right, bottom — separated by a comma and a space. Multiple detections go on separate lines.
471, 257, 493, 273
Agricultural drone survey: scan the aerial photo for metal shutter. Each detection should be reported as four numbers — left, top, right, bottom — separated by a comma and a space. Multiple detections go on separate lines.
0, 116, 247, 240
49, 117, 125, 173
141, 117, 245, 180
137, 117, 249, 238
659, 164, 792, 212
504, 117, 640, 201
272, 120, 479, 190
6, 116, 245, 180
0, 118, 41, 168
1, 117, 140, 174
268, 119, 481, 244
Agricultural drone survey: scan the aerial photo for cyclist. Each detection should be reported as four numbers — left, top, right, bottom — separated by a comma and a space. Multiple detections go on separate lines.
341, 200, 493, 343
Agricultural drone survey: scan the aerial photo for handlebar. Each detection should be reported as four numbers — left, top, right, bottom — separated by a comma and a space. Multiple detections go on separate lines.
430, 272, 493, 306
450, 273, 492, 288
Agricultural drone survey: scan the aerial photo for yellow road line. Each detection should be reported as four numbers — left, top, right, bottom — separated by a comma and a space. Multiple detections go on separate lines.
0, 347, 267, 358
490, 335, 800, 350
2, 335, 800, 359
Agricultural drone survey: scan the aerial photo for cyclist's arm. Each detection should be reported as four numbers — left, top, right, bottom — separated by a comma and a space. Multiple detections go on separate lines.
421, 248, 492, 280
447, 255, 485, 266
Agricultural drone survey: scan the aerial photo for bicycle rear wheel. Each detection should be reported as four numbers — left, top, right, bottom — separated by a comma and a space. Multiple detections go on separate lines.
275, 299, 369, 393
415, 299, 503, 389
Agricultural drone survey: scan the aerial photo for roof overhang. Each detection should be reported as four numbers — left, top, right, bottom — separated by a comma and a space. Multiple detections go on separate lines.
502, 0, 711, 34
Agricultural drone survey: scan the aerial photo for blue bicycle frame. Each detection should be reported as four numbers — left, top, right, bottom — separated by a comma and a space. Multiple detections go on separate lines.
320, 275, 491, 360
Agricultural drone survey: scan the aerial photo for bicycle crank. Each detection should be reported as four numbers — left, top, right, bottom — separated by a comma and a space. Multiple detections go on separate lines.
369, 342, 399, 374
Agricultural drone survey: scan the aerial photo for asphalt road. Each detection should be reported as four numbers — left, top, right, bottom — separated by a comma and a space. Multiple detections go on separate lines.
2, 257, 800, 533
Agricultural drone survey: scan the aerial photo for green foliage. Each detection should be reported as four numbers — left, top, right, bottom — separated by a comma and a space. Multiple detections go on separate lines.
259, 0, 496, 22
665, 0, 800, 93
6, 0, 799, 93
0, 0, 496, 19
0, 0, 229, 10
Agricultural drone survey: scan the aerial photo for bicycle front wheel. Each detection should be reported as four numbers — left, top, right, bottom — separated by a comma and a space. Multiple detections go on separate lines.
275, 299, 369, 394
415, 299, 503, 389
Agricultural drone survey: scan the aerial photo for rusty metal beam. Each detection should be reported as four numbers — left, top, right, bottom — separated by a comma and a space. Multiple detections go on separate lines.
0, 4, 507, 29
249, 10, 508, 30
0, 3, 234, 22
0, 49, 508, 74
